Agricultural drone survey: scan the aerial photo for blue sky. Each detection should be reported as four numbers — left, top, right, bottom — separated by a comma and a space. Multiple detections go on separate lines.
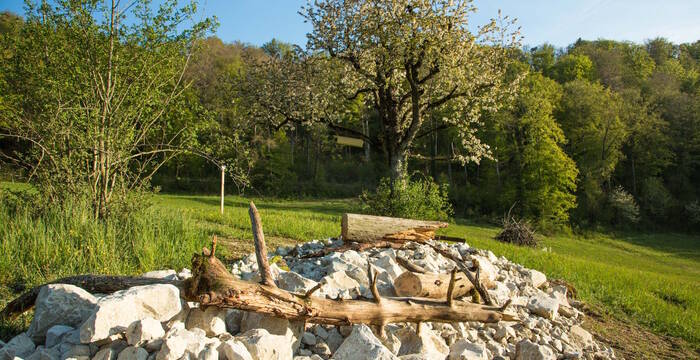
3, 1, 699, 48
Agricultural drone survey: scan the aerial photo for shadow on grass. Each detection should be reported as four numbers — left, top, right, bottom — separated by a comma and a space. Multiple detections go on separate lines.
616, 232, 700, 262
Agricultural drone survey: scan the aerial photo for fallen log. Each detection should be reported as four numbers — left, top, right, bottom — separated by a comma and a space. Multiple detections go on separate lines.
341, 213, 448, 243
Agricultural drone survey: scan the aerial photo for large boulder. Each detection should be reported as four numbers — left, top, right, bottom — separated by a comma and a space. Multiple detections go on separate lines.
0, 333, 35, 360
26, 284, 97, 343
569, 325, 593, 349
332, 324, 398, 360
394, 325, 448, 359
515, 340, 555, 360
235, 329, 293, 360
526, 292, 559, 320
447, 339, 488, 360
80, 285, 182, 343
319, 271, 362, 299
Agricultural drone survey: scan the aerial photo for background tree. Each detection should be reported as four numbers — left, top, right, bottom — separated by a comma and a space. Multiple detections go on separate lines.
302, 0, 522, 180
0, 0, 215, 217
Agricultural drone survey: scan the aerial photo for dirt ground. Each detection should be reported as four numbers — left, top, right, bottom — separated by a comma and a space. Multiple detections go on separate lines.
581, 303, 699, 360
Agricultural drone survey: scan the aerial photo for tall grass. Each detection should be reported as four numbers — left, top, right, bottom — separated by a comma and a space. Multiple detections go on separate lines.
0, 200, 210, 287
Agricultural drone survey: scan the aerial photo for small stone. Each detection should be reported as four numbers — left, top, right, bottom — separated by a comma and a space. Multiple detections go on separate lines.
338, 326, 352, 337
140, 270, 178, 281
568, 325, 593, 349
25, 346, 60, 360
448, 339, 487, 360
0, 333, 36, 360
527, 293, 559, 319
494, 326, 516, 341
325, 328, 344, 352
515, 340, 555, 360
332, 324, 398, 360
394, 325, 448, 358
311, 341, 331, 358
218, 339, 253, 360
185, 307, 227, 336
92, 340, 128, 360
235, 328, 293, 360
27, 284, 97, 343
524, 270, 547, 288
197, 344, 218, 360
277, 272, 318, 293
225, 309, 244, 335
45, 325, 74, 348
116, 346, 148, 360
80, 285, 182, 343
126, 318, 165, 346
302, 332, 317, 346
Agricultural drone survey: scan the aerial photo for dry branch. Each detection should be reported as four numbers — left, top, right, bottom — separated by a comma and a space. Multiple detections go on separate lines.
249, 202, 275, 287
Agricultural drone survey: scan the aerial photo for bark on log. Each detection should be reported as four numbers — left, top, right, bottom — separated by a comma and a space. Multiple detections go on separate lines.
341, 213, 448, 243
394, 271, 496, 299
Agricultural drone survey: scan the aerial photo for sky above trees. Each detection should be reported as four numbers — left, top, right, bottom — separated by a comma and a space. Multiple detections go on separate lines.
3, 0, 699, 47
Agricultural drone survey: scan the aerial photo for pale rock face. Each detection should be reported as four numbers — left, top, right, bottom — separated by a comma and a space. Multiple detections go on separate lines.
239, 312, 303, 351
447, 339, 488, 360
126, 318, 165, 346
140, 270, 178, 281
185, 307, 227, 337
338, 250, 366, 269
197, 344, 219, 360
331, 324, 398, 360
80, 285, 182, 343
27, 284, 97, 343
277, 271, 319, 293
527, 292, 559, 320
319, 271, 361, 299
489, 282, 512, 305
92, 339, 128, 360
0, 333, 36, 360
217, 339, 253, 360
324, 328, 344, 352
515, 340, 555, 360
45, 325, 74, 348
524, 270, 547, 288
568, 325, 593, 349
471, 256, 498, 282
394, 325, 449, 359
116, 346, 148, 360
235, 329, 294, 360
494, 325, 516, 342
370, 255, 403, 281
25, 346, 60, 360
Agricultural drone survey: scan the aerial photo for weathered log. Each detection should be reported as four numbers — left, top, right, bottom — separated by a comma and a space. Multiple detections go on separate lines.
425, 243, 494, 306
182, 244, 516, 326
0, 276, 181, 320
341, 213, 448, 243
394, 271, 472, 298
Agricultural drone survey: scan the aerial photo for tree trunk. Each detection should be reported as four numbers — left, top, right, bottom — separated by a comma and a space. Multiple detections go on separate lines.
341, 213, 448, 243
389, 151, 407, 181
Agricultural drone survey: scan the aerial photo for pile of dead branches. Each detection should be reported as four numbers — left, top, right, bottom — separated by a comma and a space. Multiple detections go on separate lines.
495, 209, 537, 247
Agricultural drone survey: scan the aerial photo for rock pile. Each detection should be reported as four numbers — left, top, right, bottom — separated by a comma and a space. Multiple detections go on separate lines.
0, 240, 616, 360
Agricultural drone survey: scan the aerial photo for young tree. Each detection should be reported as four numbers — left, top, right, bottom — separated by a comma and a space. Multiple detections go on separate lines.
0, 0, 215, 217
302, 0, 521, 180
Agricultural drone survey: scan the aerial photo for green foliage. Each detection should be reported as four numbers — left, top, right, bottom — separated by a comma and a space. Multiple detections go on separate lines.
640, 177, 674, 220
360, 176, 453, 221
609, 186, 640, 225
552, 53, 594, 82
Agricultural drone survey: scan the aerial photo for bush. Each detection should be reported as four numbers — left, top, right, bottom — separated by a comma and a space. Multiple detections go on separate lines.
640, 177, 674, 221
609, 186, 640, 226
685, 201, 700, 227
360, 175, 453, 221
495, 208, 538, 246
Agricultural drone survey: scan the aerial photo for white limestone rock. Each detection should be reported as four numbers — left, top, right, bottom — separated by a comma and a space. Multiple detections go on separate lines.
235, 329, 293, 360
45, 325, 74, 348
217, 339, 253, 360
239, 312, 303, 351
80, 285, 182, 343
116, 346, 148, 360
319, 271, 362, 299
140, 270, 178, 281
527, 292, 559, 320
515, 340, 555, 360
26, 284, 97, 343
277, 271, 319, 293
568, 325, 593, 349
332, 324, 398, 360
447, 339, 488, 360
0, 333, 35, 360
394, 325, 449, 359
524, 270, 547, 288
185, 307, 227, 337
126, 318, 165, 346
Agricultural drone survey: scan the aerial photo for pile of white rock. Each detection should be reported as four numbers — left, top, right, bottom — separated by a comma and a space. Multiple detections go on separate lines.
0, 239, 616, 360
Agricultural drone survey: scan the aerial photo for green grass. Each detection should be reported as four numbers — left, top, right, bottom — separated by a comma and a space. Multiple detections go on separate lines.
1, 187, 699, 349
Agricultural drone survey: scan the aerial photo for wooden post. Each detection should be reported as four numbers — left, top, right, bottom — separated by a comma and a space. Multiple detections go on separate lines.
220, 165, 226, 215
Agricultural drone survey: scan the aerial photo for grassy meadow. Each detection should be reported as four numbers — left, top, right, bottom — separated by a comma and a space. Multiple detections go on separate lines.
1, 184, 699, 352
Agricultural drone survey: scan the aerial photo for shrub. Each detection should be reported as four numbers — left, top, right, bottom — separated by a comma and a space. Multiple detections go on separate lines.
360, 175, 453, 221
609, 186, 640, 225
640, 177, 674, 221
685, 201, 700, 226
